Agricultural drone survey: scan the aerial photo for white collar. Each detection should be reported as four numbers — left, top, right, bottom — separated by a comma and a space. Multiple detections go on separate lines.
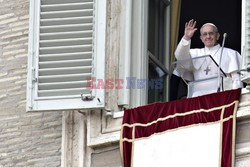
204, 44, 221, 53
204, 44, 221, 58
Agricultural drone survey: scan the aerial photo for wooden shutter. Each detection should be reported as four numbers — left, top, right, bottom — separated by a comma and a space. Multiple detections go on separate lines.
27, 0, 106, 111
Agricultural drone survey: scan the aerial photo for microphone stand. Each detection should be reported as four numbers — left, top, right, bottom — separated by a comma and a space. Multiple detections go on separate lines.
217, 33, 227, 92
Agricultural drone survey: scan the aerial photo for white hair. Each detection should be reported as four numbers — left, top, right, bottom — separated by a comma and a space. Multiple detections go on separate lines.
200, 23, 219, 34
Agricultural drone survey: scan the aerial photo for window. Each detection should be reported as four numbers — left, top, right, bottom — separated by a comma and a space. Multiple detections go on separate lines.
147, 0, 170, 103
27, 0, 106, 111
129, 0, 170, 107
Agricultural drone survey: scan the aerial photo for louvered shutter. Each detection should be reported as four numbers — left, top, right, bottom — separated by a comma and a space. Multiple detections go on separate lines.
242, 0, 250, 84
27, 0, 106, 111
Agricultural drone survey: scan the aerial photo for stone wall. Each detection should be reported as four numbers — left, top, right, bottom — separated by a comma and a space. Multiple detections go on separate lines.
0, 0, 62, 166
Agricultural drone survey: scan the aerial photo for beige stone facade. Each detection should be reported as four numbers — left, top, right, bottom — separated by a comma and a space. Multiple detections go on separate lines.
0, 0, 62, 166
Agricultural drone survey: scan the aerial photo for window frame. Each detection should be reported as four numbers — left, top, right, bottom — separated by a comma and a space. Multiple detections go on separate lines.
147, 0, 170, 103
129, 0, 171, 108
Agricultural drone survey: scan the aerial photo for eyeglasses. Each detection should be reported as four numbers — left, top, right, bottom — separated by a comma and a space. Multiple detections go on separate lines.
201, 32, 216, 37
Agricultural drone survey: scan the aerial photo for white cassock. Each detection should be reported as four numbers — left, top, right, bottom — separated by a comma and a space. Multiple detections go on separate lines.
174, 38, 242, 97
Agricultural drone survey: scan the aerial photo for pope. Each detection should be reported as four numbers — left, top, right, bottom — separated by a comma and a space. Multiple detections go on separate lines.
174, 19, 242, 97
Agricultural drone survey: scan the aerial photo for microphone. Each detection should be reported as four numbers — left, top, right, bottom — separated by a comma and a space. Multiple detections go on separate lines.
217, 33, 227, 92
222, 33, 227, 45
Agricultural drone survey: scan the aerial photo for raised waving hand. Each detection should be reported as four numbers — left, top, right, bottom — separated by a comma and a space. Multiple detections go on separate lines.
183, 19, 197, 40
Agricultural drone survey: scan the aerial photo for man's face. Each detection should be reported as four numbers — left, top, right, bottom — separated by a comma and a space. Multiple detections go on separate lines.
200, 25, 220, 48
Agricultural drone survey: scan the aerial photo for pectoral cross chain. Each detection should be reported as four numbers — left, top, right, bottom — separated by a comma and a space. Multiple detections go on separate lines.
204, 66, 211, 75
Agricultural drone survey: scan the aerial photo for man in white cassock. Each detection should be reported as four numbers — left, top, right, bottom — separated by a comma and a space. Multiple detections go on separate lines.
174, 19, 242, 97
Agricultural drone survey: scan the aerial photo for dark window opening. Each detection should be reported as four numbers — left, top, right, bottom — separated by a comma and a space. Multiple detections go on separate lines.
170, 0, 242, 101
148, 0, 169, 104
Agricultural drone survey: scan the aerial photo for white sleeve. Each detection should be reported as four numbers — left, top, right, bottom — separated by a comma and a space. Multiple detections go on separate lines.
174, 38, 195, 72
175, 38, 192, 60
231, 71, 243, 89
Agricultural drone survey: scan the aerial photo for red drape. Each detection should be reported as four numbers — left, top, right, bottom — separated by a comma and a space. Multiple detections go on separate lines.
120, 88, 241, 167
